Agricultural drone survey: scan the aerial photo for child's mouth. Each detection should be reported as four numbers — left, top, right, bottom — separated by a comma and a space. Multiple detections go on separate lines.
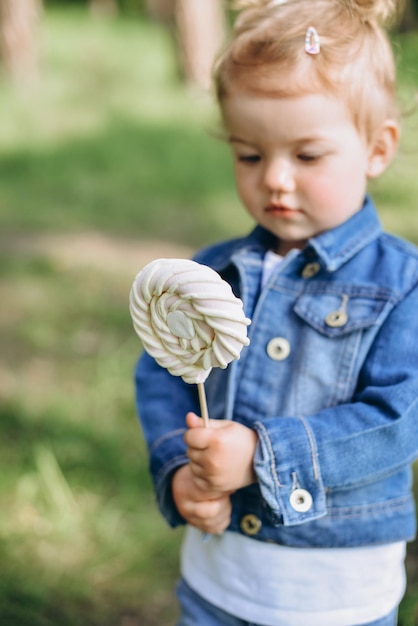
265, 203, 301, 217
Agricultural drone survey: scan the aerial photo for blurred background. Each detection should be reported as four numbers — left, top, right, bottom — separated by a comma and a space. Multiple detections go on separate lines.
0, 1, 417, 624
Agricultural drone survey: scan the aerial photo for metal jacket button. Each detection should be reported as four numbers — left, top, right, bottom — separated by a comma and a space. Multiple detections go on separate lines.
301, 262, 321, 278
240, 514, 262, 536
267, 337, 291, 361
289, 489, 313, 513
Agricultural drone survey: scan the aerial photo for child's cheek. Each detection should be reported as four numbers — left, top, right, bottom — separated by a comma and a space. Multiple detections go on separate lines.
304, 176, 337, 208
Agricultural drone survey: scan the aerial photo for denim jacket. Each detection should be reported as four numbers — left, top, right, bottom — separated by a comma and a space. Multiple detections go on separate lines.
135, 197, 418, 548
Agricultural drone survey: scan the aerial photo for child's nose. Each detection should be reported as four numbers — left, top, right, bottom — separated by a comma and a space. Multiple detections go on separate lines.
264, 159, 295, 193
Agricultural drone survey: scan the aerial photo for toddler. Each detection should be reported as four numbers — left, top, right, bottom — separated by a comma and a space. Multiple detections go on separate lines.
135, 0, 418, 624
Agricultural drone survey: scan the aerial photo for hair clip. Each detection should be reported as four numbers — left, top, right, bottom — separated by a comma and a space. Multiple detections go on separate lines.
305, 26, 320, 55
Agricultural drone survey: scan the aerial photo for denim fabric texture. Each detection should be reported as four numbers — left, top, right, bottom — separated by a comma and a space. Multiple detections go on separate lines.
175, 578, 399, 626
135, 196, 418, 548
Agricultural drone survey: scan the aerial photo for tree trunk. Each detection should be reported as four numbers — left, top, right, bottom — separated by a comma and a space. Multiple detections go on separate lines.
89, 0, 118, 18
398, 0, 416, 32
174, 0, 226, 91
0, 0, 41, 84
145, 0, 174, 22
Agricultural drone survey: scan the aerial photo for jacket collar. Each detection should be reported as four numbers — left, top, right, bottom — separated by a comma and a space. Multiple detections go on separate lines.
308, 196, 382, 272
210, 196, 382, 274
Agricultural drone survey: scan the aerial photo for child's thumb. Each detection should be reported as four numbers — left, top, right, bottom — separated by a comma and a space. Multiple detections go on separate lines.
186, 412, 203, 429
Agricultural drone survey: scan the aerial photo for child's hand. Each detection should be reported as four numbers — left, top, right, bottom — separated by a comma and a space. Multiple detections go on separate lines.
185, 412, 258, 494
171, 464, 232, 534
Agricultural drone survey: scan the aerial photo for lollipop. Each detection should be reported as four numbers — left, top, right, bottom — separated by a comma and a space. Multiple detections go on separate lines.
129, 258, 250, 426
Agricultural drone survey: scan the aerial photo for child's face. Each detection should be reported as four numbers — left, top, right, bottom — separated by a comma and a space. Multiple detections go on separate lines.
222, 90, 380, 255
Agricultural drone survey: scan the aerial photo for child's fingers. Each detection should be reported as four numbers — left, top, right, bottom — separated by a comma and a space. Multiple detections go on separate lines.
190, 497, 231, 534
186, 446, 205, 466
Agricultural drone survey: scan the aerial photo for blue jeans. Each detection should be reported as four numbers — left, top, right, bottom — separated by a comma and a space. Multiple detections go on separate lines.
175, 578, 398, 626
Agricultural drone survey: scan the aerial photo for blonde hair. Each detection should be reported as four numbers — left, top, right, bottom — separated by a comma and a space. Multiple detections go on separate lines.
214, 0, 402, 140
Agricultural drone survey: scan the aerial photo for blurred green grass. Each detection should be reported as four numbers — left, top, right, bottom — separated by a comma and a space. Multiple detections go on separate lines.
1, 7, 418, 625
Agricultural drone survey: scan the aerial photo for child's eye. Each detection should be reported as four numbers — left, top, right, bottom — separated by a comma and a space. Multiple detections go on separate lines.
238, 154, 261, 164
298, 153, 322, 163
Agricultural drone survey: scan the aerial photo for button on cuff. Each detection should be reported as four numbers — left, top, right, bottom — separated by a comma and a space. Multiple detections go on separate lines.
253, 417, 327, 526
289, 488, 313, 513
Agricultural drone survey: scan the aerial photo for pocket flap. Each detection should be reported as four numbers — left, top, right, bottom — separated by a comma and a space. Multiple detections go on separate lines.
294, 287, 392, 337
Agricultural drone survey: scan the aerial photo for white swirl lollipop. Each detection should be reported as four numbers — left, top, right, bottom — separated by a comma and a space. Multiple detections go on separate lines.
129, 258, 250, 425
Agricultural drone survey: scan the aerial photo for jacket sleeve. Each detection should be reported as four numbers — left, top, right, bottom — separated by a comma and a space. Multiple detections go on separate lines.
249, 284, 418, 526
135, 351, 200, 527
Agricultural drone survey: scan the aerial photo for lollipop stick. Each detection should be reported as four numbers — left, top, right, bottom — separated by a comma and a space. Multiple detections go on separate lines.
197, 382, 210, 428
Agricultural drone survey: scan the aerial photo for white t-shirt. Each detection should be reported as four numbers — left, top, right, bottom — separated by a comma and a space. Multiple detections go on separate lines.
181, 527, 406, 626
262, 249, 285, 286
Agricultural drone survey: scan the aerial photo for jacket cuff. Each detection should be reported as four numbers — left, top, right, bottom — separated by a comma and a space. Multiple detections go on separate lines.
253, 416, 327, 526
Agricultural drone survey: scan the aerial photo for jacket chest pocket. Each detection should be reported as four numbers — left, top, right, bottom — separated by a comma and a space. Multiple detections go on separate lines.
291, 286, 393, 410
294, 287, 392, 337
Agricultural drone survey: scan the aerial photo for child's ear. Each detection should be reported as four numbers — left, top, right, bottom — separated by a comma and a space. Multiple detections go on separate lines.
366, 119, 399, 179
